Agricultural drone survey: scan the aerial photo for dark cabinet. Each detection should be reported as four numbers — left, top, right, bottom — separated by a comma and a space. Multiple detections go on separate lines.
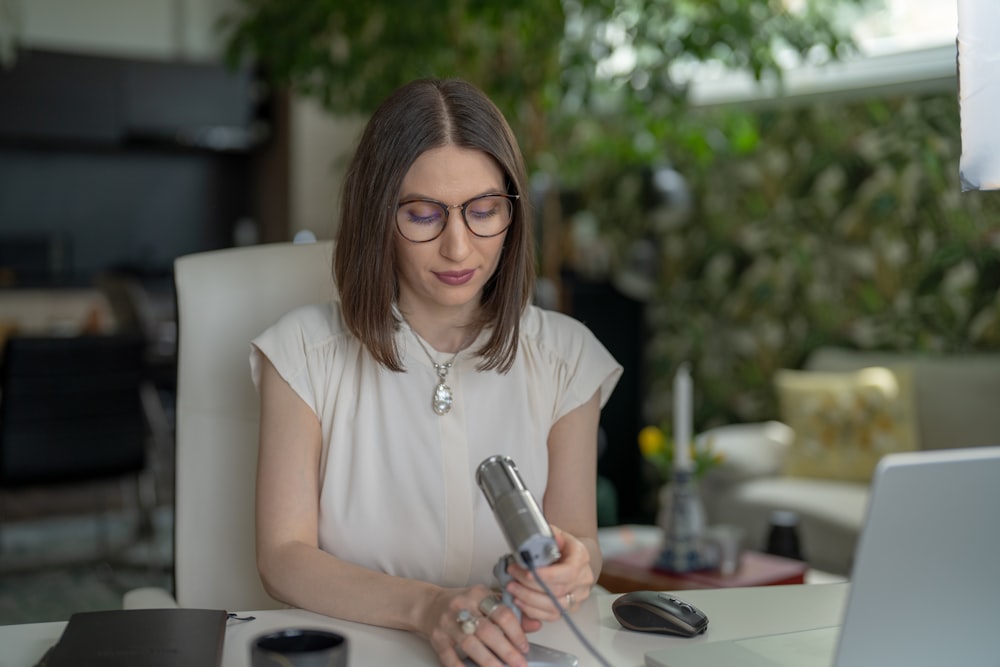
0, 49, 260, 151
0, 50, 123, 144
0, 49, 267, 280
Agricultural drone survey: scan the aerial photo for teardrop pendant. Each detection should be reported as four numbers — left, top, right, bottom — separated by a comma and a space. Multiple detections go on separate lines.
433, 381, 453, 415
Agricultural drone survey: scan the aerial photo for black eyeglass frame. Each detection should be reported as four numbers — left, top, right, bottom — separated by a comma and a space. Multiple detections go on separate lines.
393, 193, 519, 243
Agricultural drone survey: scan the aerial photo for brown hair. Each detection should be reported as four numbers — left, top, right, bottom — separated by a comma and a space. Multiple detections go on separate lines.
334, 78, 534, 373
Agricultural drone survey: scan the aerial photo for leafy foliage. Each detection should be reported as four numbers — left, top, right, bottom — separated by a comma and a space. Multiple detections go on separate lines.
638, 92, 1000, 430
219, 0, 864, 163
220, 0, 567, 159
213, 1, 1000, 439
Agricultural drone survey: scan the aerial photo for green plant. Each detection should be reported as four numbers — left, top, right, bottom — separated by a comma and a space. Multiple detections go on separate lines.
212, 2, 997, 442
218, 0, 865, 280
641, 92, 1000, 432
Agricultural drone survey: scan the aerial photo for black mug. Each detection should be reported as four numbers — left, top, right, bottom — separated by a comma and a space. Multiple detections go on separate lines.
765, 510, 805, 562
251, 628, 348, 667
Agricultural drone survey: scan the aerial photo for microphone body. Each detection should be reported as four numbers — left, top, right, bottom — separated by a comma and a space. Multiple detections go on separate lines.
470, 456, 582, 666
476, 455, 561, 568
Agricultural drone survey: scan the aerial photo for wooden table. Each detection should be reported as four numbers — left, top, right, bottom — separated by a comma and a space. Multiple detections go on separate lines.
0, 288, 116, 335
598, 544, 809, 593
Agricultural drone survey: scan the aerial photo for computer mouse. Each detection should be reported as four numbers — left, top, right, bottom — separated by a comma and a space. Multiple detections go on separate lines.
611, 590, 709, 637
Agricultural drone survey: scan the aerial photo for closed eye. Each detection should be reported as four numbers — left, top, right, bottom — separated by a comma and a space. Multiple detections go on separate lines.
400, 201, 444, 225
466, 195, 506, 221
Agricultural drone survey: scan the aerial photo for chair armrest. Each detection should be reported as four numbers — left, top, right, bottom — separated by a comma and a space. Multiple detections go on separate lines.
700, 420, 793, 483
122, 586, 179, 609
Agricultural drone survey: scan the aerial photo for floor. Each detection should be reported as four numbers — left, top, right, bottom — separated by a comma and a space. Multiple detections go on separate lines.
0, 505, 174, 624
0, 435, 176, 626
0, 376, 178, 626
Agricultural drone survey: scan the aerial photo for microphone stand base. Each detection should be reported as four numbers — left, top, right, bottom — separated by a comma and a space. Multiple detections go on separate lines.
463, 643, 577, 667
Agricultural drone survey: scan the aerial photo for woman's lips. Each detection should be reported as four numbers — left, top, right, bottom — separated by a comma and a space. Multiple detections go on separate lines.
435, 269, 475, 286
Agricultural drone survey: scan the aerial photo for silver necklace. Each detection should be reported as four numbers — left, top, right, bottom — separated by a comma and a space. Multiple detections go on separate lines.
409, 333, 462, 416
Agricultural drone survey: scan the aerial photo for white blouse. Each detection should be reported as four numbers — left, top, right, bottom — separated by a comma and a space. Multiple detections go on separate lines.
251, 300, 622, 588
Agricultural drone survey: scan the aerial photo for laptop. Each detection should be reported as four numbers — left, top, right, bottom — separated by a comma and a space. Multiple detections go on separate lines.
645, 446, 1000, 667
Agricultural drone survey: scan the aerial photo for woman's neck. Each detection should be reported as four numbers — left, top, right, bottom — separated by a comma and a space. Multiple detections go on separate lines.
397, 304, 480, 354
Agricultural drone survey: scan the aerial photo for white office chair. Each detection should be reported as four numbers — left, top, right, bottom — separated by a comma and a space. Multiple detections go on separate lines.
125, 240, 336, 612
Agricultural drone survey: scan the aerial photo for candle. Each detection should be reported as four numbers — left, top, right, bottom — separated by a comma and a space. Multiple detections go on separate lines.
673, 362, 692, 471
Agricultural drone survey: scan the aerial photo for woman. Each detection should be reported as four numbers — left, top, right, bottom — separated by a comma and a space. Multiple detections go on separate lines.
251, 78, 621, 667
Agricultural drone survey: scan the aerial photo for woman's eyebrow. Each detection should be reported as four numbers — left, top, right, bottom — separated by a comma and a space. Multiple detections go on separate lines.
398, 187, 505, 202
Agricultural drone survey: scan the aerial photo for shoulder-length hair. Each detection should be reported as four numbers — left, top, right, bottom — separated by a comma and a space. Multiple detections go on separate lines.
334, 78, 535, 373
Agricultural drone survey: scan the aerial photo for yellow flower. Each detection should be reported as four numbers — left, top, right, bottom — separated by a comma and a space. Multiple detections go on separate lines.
638, 425, 666, 458
638, 425, 724, 483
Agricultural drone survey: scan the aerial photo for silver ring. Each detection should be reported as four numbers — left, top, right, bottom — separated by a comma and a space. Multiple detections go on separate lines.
565, 592, 575, 608
457, 609, 479, 635
479, 594, 502, 618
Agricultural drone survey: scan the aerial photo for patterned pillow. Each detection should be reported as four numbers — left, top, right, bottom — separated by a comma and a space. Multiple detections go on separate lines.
774, 366, 919, 482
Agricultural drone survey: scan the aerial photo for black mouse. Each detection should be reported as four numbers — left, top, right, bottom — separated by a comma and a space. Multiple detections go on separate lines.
611, 590, 709, 637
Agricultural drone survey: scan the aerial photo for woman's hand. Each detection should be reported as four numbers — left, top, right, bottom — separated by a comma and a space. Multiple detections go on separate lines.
503, 524, 595, 622
424, 585, 533, 667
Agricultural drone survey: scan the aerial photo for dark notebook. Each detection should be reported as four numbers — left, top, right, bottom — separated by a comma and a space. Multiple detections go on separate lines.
38, 608, 227, 667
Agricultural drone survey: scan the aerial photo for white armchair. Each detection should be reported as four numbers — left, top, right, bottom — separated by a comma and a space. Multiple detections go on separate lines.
699, 347, 1000, 576
698, 420, 869, 576
125, 240, 335, 611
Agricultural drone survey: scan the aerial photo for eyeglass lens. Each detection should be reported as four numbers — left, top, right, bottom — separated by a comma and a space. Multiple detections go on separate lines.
396, 195, 513, 242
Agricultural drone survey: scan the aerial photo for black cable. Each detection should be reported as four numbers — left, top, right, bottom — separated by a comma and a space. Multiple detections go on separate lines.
522, 551, 614, 667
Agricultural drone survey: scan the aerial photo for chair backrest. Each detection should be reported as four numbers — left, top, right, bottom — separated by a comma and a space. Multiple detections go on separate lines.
0, 333, 147, 486
172, 241, 335, 611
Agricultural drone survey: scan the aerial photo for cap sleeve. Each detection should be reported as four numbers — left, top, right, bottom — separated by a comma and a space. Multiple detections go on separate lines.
526, 307, 623, 424
250, 304, 334, 416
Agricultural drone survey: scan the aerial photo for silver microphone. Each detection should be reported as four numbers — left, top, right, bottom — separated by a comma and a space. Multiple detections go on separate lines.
476, 455, 561, 568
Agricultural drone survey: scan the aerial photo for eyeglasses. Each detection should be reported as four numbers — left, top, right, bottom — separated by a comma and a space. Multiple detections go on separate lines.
395, 194, 518, 243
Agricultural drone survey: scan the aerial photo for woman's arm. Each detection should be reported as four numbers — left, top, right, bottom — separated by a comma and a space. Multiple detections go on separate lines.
255, 357, 531, 667
544, 389, 603, 576
504, 390, 603, 621
256, 356, 437, 629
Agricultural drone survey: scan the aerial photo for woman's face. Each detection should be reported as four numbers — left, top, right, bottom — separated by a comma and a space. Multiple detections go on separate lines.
393, 144, 508, 317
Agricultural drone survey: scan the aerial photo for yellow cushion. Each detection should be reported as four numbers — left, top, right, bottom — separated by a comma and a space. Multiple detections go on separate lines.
774, 366, 919, 482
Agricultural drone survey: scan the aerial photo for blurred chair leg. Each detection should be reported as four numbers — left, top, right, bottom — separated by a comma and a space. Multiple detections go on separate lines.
133, 472, 157, 540
0, 494, 5, 557
139, 380, 172, 516
95, 485, 111, 558
140, 381, 173, 468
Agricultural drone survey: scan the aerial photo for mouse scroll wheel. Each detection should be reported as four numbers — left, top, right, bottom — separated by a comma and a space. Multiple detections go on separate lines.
668, 596, 695, 613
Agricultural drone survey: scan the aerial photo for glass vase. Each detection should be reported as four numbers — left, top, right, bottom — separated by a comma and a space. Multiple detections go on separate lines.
654, 468, 717, 573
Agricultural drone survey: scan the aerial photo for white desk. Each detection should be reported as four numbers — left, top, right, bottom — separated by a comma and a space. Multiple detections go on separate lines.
0, 584, 848, 667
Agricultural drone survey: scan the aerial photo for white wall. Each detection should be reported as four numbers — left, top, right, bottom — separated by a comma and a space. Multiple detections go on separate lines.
291, 99, 364, 241
14, 0, 236, 61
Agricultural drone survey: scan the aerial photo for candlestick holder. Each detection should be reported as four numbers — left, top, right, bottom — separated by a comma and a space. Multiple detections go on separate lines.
654, 468, 719, 573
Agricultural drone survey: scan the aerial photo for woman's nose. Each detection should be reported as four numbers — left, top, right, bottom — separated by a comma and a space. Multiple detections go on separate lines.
438, 210, 473, 260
